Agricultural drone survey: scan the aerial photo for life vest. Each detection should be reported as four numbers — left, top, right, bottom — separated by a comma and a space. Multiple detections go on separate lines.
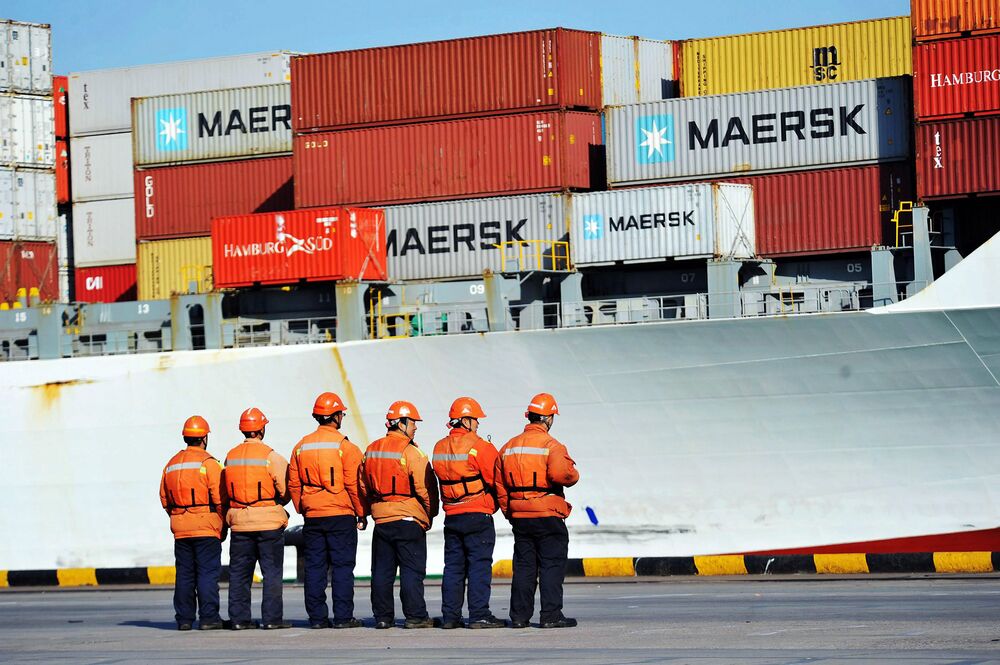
432, 431, 486, 504
500, 438, 561, 499
365, 435, 415, 502
225, 441, 279, 507
163, 447, 218, 514
295, 429, 347, 495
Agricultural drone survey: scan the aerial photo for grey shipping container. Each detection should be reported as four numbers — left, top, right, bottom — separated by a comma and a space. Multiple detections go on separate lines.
385, 194, 569, 281
69, 133, 135, 202
71, 198, 136, 267
132, 83, 292, 167
601, 35, 676, 106
0, 169, 57, 240
0, 20, 51, 95
0, 95, 55, 168
571, 184, 755, 266
68, 51, 294, 137
606, 77, 910, 185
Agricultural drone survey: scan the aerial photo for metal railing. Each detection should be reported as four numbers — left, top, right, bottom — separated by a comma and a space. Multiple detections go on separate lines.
228, 316, 337, 348
370, 306, 490, 339
497, 240, 572, 273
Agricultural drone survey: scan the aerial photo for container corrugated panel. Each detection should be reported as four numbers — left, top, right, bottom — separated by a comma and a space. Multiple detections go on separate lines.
0, 240, 57, 302
0, 169, 57, 240
600, 35, 676, 106
212, 207, 387, 288
295, 112, 601, 208
0, 96, 55, 168
912, 0, 1000, 41
55, 140, 69, 204
0, 20, 52, 95
132, 84, 292, 167
71, 198, 136, 267
914, 34, 1000, 120
69, 133, 135, 202
679, 16, 911, 97
137, 237, 213, 300
68, 51, 293, 137
54, 75, 68, 138
74, 264, 137, 303
606, 77, 911, 186
917, 116, 1000, 198
292, 29, 601, 132
385, 193, 569, 281
135, 155, 293, 240
570, 184, 754, 265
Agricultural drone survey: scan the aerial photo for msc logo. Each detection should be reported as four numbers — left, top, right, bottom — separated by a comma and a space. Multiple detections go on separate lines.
155, 107, 188, 151
636, 114, 674, 164
582, 214, 603, 240
810, 45, 841, 82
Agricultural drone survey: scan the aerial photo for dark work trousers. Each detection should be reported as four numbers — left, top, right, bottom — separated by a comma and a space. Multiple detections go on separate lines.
509, 516, 569, 624
440, 512, 497, 622
228, 528, 285, 624
173, 536, 222, 625
370, 519, 428, 623
303, 515, 358, 623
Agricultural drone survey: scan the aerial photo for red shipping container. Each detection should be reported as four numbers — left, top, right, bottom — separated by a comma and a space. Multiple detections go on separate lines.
294, 111, 601, 209
917, 116, 1000, 199
135, 156, 293, 240
914, 34, 1000, 120
292, 29, 601, 132
55, 140, 70, 204
912, 0, 1000, 42
73, 264, 137, 303
212, 207, 387, 288
0, 241, 58, 302
53, 75, 69, 138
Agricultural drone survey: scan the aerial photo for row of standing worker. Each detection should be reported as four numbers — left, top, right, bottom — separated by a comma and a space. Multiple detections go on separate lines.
159, 392, 580, 630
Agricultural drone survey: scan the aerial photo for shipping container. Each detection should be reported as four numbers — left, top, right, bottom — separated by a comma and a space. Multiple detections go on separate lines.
135, 156, 293, 240
74, 264, 137, 303
0, 240, 57, 302
679, 16, 911, 97
137, 237, 213, 300
601, 35, 677, 106
912, 0, 1000, 42
54, 75, 68, 138
296, 112, 601, 208
913, 34, 1000, 120
384, 193, 569, 281
0, 95, 55, 168
685, 163, 915, 256
55, 140, 69, 204
606, 77, 911, 186
69, 133, 134, 202
68, 51, 294, 137
71, 198, 136, 267
917, 116, 1000, 199
212, 207, 387, 288
0, 169, 57, 240
132, 84, 292, 167
0, 20, 52, 95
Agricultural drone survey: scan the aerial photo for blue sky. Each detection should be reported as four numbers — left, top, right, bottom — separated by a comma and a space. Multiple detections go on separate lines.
9, 0, 908, 74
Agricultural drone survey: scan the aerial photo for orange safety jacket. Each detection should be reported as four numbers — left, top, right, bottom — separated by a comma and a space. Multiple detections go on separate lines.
288, 425, 367, 518
160, 446, 225, 539
363, 431, 439, 529
364, 435, 416, 502
495, 424, 579, 519
432, 429, 499, 516
225, 440, 282, 508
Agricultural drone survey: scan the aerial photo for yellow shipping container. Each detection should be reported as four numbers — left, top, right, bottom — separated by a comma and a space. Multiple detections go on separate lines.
680, 16, 912, 97
137, 237, 213, 301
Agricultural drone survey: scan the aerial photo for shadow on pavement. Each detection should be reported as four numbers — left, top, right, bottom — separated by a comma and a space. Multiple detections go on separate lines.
118, 620, 178, 631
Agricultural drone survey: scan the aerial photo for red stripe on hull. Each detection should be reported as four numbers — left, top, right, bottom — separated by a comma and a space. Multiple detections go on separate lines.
740, 528, 1000, 555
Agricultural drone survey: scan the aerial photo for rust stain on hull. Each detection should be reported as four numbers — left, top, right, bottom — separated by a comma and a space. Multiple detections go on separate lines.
331, 346, 369, 444
27, 379, 95, 411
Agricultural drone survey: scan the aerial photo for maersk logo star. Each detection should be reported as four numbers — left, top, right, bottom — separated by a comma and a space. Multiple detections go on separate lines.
635, 114, 674, 164
155, 107, 188, 151
583, 214, 603, 240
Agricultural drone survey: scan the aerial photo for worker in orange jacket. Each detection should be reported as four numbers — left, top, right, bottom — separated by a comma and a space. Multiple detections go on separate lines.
495, 393, 580, 629
288, 392, 367, 629
362, 401, 439, 629
222, 407, 291, 630
431, 397, 505, 629
159, 416, 226, 631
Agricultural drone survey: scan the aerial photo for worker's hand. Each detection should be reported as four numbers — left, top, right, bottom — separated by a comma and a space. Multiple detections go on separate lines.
356, 517, 368, 531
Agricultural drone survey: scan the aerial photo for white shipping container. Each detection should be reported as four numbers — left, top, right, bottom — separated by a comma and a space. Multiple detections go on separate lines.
69, 133, 135, 202
385, 194, 569, 281
133, 84, 292, 167
0, 20, 52, 95
606, 77, 911, 185
0, 169, 57, 240
571, 184, 755, 266
601, 35, 676, 106
0, 95, 55, 168
71, 198, 137, 267
69, 51, 295, 137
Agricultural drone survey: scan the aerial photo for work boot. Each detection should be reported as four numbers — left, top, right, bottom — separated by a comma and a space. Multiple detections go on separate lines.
332, 618, 362, 629
230, 621, 257, 630
403, 617, 438, 629
309, 619, 331, 629
374, 619, 394, 630
539, 617, 578, 629
509, 619, 530, 629
467, 615, 505, 629
177, 622, 193, 631
440, 618, 464, 629
260, 621, 293, 630
198, 620, 225, 631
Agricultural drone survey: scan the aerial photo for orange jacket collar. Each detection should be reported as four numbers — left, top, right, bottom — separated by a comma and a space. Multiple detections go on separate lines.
523, 423, 549, 434
386, 430, 414, 445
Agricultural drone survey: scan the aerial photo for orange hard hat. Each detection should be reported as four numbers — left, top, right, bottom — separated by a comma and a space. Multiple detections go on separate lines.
239, 407, 269, 432
313, 392, 347, 416
449, 397, 486, 420
386, 401, 422, 422
525, 392, 559, 417
182, 415, 211, 438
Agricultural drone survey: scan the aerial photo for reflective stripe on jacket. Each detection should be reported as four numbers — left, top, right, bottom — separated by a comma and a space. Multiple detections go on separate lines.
495, 423, 579, 519
431, 429, 499, 516
288, 425, 367, 518
363, 431, 439, 529
223, 440, 290, 532
159, 446, 225, 539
